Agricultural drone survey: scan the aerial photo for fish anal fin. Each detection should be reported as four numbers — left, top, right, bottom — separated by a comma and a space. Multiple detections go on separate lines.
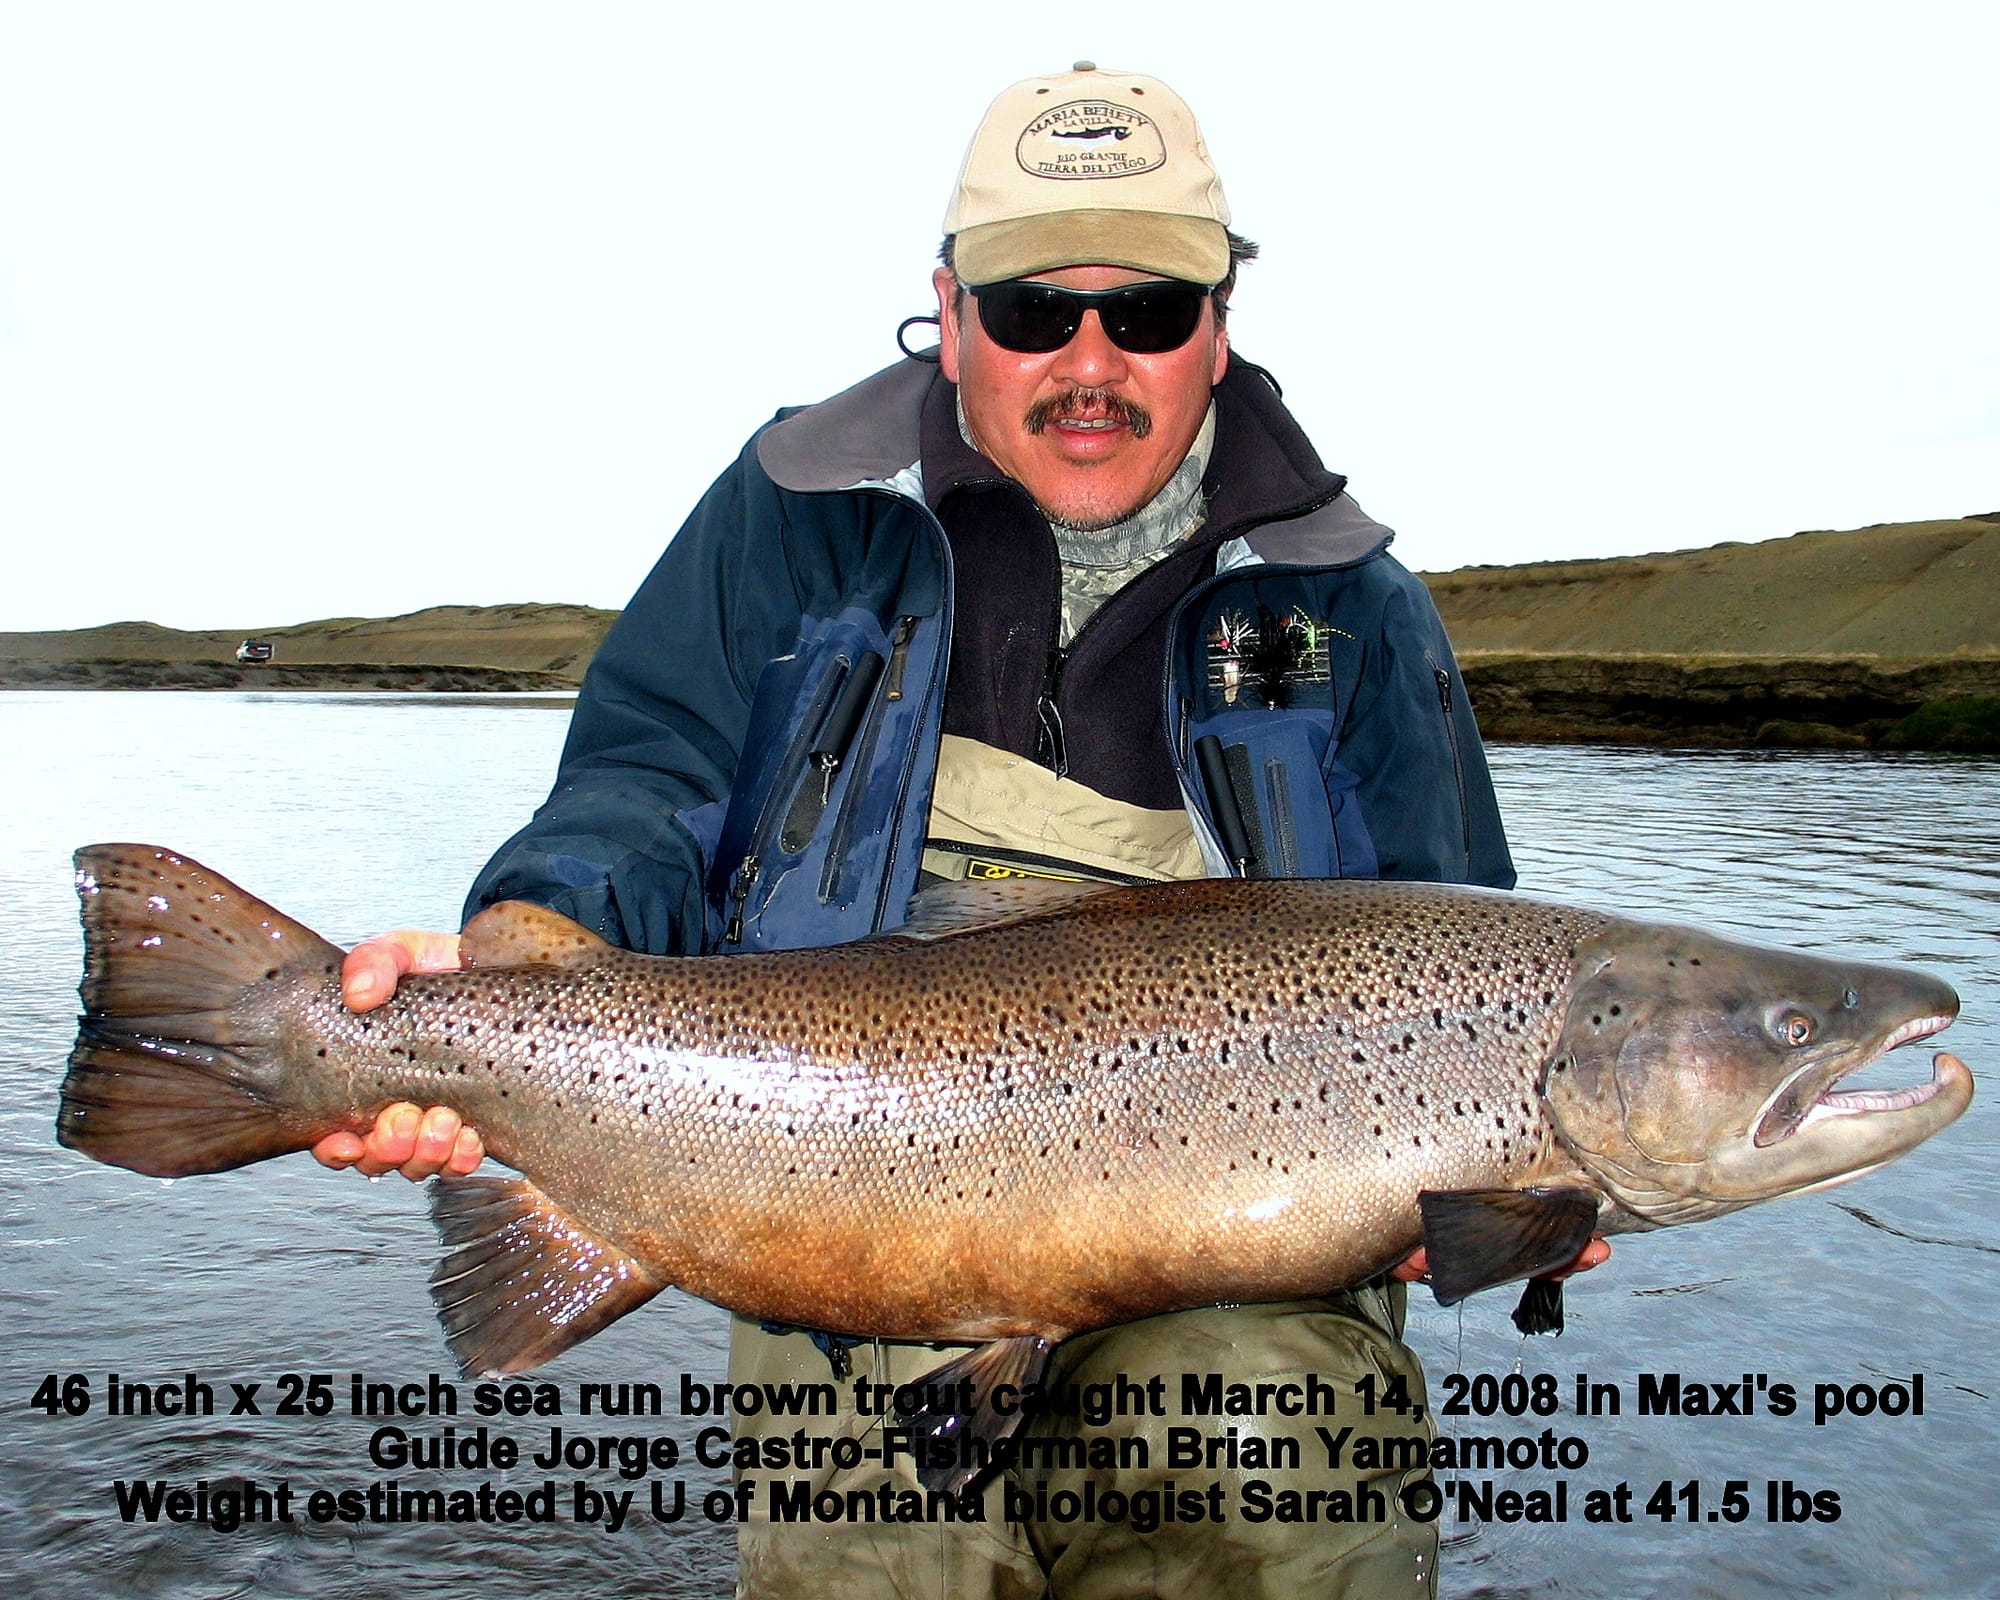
892, 879, 1120, 942
428, 1174, 665, 1376
1418, 1186, 1600, 1310
459, 902, 614, 971
896, 1335, 1058, 1495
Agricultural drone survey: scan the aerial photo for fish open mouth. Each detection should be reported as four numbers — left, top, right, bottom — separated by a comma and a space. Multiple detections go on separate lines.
1753, 1012, 1961, 1149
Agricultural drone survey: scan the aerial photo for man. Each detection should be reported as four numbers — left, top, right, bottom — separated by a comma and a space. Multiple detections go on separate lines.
321, 64, 1597, 1597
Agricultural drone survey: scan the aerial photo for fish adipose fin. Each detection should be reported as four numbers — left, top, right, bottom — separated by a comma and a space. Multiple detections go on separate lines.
59, 844, 346, 1177
1511, 1276, 1566, 1336
429, 1174, 667, 1377
459, 902, 616, 970
895, 1335, 1056, 1495
1418, 1186, 1600, 1311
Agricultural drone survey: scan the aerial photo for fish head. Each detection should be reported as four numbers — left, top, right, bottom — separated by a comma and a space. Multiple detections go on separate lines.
1542, 921, 1971, 1225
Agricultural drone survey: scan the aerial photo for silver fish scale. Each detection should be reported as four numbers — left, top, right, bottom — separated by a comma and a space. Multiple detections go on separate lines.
281, 879, 1613, 1340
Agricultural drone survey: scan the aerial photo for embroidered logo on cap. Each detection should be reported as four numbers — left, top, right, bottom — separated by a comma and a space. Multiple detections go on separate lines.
1016, 101, 1167, 180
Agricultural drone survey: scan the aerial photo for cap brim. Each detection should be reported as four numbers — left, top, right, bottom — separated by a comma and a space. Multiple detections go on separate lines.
954, 211, 1229, 287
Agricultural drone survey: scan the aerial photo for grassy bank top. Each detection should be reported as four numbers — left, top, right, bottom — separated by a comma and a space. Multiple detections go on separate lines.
1427, 513, 2000, 657
0, 602, 617, 682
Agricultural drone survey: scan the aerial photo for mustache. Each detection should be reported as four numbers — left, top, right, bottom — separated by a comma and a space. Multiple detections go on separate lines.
1024, 389, 1153, 439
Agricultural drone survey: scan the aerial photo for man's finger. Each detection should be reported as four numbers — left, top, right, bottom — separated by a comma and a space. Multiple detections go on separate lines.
443, 1125, 485, 1177
342, 943, 411, 1012
1549, 1237, 1612, 1281
403, 1107, 465, 1178
341, 931, 463, 1013
351, 1103, 423, 1177
311, 1130, 367, 1171
1390, 1247, 1429, 1284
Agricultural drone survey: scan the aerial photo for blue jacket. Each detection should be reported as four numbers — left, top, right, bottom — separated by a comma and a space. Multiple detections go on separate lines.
467, 357, 1514, 951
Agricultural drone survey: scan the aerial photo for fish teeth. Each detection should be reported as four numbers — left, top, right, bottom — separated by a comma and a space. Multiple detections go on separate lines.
1810, 1049, 1959, 1120
1879, 1013, 1955, 1053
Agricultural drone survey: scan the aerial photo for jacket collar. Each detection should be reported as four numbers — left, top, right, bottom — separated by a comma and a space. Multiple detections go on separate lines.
755, 356, 1393, 568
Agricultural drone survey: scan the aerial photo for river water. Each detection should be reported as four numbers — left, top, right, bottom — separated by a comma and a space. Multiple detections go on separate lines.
2, 692, 1994, 1598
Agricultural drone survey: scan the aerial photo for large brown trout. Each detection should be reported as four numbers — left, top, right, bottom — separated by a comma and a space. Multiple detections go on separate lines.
59, 843, 1970, 1478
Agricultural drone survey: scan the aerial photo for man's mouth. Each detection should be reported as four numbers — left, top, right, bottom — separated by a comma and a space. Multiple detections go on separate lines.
1026, 389, 1152, 440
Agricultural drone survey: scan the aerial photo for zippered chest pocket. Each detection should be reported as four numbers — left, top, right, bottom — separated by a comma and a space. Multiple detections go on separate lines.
1172, 573, 1378, 880
706, 607, 933, 950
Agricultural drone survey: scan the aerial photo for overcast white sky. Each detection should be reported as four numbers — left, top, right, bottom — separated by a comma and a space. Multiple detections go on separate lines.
1, 2, 1993, 633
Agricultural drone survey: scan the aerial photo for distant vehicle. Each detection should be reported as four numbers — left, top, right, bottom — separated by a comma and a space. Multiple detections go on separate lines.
235, 640, 275, 664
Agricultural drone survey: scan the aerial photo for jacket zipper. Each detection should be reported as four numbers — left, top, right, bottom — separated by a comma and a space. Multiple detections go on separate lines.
868, 530, 954, 935
882, 614, 918, 701
1034, 645, 1069, 776
818, 618, 917, 903
1427, 651, 1473, 875
721, 661, 849, 945
1263, 755, 1301, 877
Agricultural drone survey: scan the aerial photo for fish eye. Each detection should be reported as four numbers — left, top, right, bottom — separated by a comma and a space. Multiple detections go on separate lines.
1843, 987, 1860, 1010
1781, 1013, 1814, 1047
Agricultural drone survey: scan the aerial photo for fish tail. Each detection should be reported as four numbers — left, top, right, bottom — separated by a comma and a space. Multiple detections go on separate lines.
59, 844, 346, 1178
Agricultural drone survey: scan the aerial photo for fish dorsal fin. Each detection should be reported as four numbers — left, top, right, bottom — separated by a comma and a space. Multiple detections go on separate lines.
891, 878, 1126, 942
460, 901, 614, 970
428, 1174, 667, 1376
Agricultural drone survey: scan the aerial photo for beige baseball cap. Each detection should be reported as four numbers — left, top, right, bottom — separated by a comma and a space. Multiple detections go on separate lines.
943, 63, 1232, 287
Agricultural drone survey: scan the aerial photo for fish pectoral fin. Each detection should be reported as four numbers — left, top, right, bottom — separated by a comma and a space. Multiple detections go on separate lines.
427, 1174, 666, 1376
1417, 1186, 1600, 1311
459, 902, 616, 970
1510, 1276, 1566, 1336
895, 1334, 1058, 1496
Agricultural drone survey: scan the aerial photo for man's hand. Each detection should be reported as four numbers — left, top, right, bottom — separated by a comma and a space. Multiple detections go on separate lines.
311, 931, 484, 1181
340, 929, 464, 1013
1390, 1236, 1611, 1285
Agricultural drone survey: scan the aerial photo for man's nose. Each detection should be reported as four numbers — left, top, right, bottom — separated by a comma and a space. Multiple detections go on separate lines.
1052, 310, 1130, 387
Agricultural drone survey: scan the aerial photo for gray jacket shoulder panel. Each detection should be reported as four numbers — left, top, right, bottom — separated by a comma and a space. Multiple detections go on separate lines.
755, 360, 933, 492
1232, 491, 1395, 570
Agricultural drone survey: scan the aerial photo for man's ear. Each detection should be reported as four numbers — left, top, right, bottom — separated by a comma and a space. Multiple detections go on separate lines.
933, 266, 963, 383
1211, 316, 1230, 387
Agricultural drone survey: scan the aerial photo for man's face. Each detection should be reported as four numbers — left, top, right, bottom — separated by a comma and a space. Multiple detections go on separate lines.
934, 263, 1229, 529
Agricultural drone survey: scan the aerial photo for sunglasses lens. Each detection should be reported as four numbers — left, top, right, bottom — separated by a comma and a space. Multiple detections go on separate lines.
974, 282, 1208, 354
976, 283, 1082, 353
1101, 284, 1206, 353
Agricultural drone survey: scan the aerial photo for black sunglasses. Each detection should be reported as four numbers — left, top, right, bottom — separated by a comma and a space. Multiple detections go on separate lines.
969, 278, 1214, 355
